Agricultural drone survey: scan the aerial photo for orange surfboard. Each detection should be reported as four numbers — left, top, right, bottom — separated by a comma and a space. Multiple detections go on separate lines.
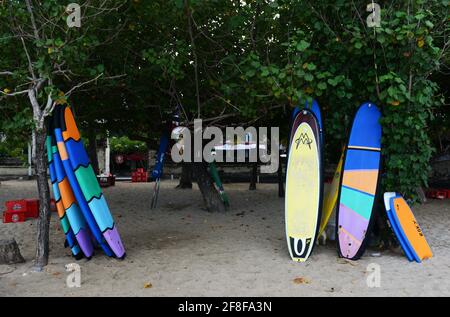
390, 194, 432, 262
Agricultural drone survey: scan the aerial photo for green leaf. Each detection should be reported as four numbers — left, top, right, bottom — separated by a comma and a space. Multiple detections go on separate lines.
306, 63, 316, 71
296, 40, 310, 52
317, 82, 327, 90
327, 78, 338, 87
245, 69, 255, 77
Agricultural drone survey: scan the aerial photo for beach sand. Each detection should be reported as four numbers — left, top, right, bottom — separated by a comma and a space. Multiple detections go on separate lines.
0, 179, 449, 296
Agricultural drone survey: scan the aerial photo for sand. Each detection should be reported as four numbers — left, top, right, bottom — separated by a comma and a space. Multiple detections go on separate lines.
0, 179, 449, 296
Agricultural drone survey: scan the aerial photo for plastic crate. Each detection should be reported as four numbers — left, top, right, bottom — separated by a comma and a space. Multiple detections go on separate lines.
5, 200, 27, 212
3, 210, 27, 223
132, 171, 148, 182
438, 189, 450, 199
25, 199, 39, 218
426, 189, 447, 200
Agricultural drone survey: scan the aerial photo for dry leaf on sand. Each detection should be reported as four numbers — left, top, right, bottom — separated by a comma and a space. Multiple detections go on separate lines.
293, 277, 310, 284
336, 258, 359, 266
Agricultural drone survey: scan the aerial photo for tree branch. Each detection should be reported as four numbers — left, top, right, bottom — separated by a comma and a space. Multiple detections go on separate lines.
20, 36, 37, 81
64, 74, 103, 97
0, 89, 29, 97
25, 0, 41, 41
186, 1, 201, 119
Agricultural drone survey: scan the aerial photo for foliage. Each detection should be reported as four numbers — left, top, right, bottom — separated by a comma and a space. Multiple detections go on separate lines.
1, 0, 449, 201
110, 136, 146, 154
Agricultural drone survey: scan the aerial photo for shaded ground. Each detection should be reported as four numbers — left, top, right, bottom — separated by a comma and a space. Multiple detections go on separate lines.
0, 179, 449, 296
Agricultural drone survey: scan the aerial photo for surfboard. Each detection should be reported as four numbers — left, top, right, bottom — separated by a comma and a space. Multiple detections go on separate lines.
53, 105, 125, 258
51, 144, 95, 259
285, 109, 323, 262
151, 132, 169, 209
336, 102, 381, 260
58, 105, 126, 259
387, 193, 432, 262
53, 107, 113, 257
319, 150, 344, 237
209, 162, 230, 207
383, 192, 414, 261
46, 120, 84, 259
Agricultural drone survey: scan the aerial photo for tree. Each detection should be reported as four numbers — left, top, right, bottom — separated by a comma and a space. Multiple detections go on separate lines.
0, 0, 128, 269
1, 0, 448, 267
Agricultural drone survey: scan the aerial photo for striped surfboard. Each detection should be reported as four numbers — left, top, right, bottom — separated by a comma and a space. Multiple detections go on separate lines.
336, 102, 382, 260
55, 105, 125, 259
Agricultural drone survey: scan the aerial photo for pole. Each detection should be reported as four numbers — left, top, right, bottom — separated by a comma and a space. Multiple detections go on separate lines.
105, 132, 110, 175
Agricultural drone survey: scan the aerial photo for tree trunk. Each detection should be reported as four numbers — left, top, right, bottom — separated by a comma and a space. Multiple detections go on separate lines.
87, 129, 99, 175
34, 127, 52, 269
177, 162, 193, 189
0, 239, 25, 264
193, 162, 226, 212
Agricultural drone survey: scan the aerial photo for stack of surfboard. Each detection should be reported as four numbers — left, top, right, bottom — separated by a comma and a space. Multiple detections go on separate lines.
285, 101, 432, 262
47, 104, 125, 260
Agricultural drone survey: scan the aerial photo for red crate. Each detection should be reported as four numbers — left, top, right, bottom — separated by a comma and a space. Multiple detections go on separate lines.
443, 189, 450, 199
3, 210, 27, 223
5, 200, 27, 212
25, 199, 39, 218
436, 190, 447, 199
132, 171, 148, 182
426, 189, 447, 200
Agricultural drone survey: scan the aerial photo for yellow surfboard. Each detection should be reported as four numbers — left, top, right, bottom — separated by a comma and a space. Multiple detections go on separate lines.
318, 150, 344, 237
285, 110, 322, 262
